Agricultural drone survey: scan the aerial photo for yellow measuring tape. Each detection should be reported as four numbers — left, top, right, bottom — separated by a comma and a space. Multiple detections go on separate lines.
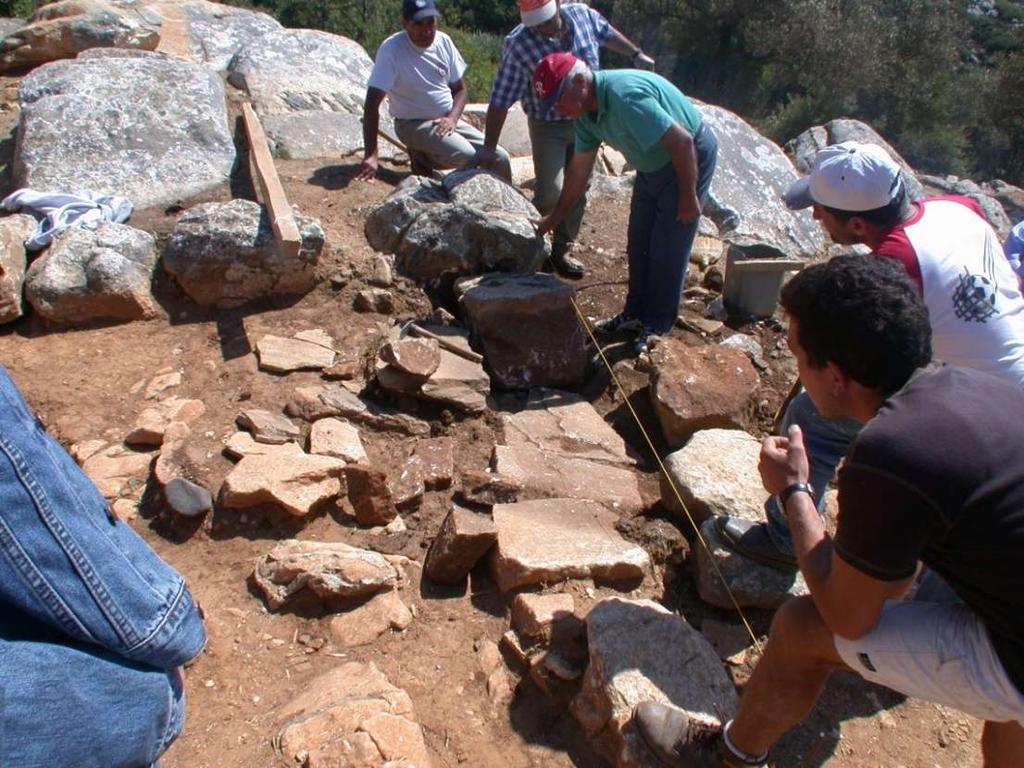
569, 294, 765, 652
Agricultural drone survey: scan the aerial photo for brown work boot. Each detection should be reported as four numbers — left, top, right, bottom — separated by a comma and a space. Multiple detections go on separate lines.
633, 702, 766, 768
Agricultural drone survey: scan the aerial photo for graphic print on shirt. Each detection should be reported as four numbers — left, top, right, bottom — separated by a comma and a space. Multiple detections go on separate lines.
952, 229, 1001, 324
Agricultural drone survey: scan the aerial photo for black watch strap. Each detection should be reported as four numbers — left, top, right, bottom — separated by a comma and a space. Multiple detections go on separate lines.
779, 481, 814, 506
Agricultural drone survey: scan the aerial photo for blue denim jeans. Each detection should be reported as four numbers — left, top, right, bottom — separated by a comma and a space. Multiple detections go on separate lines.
0, 365, 205, 767
625, 124, 718, 334
765, 391, 862, 554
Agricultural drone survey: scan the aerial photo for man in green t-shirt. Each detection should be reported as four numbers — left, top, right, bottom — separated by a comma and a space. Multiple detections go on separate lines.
533, 52, 717, 354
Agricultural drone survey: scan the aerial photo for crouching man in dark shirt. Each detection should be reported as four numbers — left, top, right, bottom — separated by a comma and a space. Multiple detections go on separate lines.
633, 254, 1024, 768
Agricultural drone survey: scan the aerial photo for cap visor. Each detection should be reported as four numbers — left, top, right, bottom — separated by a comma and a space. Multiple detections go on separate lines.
782, 176, 814, 210
409, 8, 440, 20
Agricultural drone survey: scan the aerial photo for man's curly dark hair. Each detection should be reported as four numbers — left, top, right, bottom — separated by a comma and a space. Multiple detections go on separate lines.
780, 254, 932, 396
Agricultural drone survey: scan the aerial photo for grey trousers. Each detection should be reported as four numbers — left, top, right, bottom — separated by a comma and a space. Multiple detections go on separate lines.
528, 117, 588, 255
394, 118, 512, 181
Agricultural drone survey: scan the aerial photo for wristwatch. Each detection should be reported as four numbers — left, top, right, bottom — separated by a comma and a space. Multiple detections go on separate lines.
779, 481, 815, 507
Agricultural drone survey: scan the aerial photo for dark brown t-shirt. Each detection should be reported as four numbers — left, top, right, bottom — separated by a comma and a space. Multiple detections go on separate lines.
836, 365, 1024, 692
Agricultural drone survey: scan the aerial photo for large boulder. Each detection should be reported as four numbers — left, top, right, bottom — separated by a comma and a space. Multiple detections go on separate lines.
162, 199, 324, 308
462, 102, 532, 157
571, 598, 738, 768
0, 0, 158, 73
458, 272, 588, 390
0, 213, 36, 323
365, 170, 547, 284
24, 222, 157, 324
227, 28, 373, 161
919, 173, 1012, 239
693, 101, 826, 259
787, 118, 923, 202
261, 110, 402, 162
172, 0, 281, 72
14, 53, 234, 210
649, 338, 759, 448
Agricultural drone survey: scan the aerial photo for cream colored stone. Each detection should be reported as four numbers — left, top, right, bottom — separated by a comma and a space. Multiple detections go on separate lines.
493, 443, 644, 514
329, 591, 413, 648
308, 417, 367, 462
491, 498, 649, 592
221, 449, 345, 516
256, 333, 336, 372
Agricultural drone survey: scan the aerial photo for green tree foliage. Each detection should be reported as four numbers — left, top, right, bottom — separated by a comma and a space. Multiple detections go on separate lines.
0, 0, 48, 17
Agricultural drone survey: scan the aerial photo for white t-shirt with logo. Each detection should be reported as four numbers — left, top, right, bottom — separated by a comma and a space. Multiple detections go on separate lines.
367, 30, 467, 120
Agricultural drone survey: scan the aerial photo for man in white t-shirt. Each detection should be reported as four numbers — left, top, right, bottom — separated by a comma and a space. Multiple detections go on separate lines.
357, 0, 512, 181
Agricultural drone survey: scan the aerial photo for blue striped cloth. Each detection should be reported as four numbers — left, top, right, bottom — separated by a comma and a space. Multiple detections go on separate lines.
489, 3, 611, 121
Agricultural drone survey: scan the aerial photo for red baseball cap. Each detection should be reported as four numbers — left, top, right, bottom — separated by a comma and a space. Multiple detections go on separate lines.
532, 52, 579, 114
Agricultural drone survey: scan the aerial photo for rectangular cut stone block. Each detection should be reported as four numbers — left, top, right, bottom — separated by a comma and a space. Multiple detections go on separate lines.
345, 463, 398, 525
494, 443, 644, 515
491, 499, 650, 592
511, 592, 576, 642
424, 504, 497, 584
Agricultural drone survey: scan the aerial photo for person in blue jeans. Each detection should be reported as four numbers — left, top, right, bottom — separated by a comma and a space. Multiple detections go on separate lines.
0, 364, 206, 768
533, 52, 717, 355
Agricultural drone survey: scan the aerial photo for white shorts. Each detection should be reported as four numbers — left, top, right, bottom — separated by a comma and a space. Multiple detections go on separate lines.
834, 600, 1024, 724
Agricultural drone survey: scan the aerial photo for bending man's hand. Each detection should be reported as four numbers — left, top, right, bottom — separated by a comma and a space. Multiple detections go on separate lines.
677, 192, 701, 224
535, 213, 557, 239
355, 155, 378, 181
758, 424, 810, 496
634, 52, 656, 71
433, 116, 456, 137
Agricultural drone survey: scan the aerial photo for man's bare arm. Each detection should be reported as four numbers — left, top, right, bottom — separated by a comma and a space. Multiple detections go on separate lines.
356, 87, 387, 180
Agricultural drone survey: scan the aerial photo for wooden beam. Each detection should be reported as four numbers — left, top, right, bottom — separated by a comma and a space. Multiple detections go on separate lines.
152, 2, 192, 59
241, 102, 301, 259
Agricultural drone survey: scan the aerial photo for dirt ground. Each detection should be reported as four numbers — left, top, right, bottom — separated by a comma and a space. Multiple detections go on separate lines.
0, 88, 988, 767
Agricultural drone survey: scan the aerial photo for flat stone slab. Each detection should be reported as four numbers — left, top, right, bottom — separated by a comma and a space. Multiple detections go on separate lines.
286, 385, 430, 436
80, 442, 154, 499
571, 597, 738, 768
276, 661, 432, 768
329, 590, 413, 648
424, 504, 497, 584
500, 388, 636, 467
125, 397, 206, 446
223, 431, 302, 460
491, 498, 650, 592
694, 517, 808, 610
220, 448, 345, 516
379, 337, 440, 378
511, 593, 576, 643
494, 443, 644, 515
253, 539, 400, 611
236, 408, 301, 444
256, 333, 336, 373
376, 343, 490, 415
308, 417, 367, 463
661, 429, 765, 526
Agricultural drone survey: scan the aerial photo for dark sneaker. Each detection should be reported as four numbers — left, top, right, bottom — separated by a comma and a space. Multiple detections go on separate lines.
593, 312, 643, 336
634, 701, 761, 768
632, 329, 651, 356
715, 516, 798, 572
549, 248, 585, 279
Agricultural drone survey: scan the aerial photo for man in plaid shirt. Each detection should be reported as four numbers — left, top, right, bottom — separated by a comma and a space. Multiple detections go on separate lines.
473, 0, 653, 279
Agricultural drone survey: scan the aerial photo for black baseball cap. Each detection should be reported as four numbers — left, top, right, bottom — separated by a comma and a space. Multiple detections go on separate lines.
402, 0, 440, 21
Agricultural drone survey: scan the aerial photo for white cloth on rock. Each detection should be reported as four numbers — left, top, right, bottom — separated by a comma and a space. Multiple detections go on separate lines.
1, 189, 133, 251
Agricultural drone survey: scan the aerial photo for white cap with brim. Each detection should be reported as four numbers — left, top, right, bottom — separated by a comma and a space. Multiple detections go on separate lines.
783, 141, 903, 212
520, 0, 557, 27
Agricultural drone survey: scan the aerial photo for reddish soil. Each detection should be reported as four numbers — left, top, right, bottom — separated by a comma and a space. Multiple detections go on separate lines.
0, 90, 985, 767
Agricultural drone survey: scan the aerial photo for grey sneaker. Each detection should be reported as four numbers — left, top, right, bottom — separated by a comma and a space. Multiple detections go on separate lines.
633, 702, 764, 768
593, 312, 643, 335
